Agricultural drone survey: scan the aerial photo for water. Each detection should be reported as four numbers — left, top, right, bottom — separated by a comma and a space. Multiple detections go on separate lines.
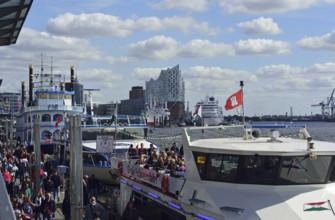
146, 121, 335, 149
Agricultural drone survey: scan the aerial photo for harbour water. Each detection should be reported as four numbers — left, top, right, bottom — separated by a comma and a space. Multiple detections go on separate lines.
147, 121, 335, 149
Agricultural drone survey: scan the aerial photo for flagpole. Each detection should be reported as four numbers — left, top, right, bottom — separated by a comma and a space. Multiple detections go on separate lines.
240, 81, 245, 125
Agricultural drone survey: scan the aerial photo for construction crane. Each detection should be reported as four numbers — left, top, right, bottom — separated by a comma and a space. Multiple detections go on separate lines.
311, 88, 335, 116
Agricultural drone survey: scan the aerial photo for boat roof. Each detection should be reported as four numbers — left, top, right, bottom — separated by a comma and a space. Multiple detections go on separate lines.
190, 137, 335, 155
187, 124, 335, 156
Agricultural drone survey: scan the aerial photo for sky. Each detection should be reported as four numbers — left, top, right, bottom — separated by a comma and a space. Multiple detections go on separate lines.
1, 0, 335, 117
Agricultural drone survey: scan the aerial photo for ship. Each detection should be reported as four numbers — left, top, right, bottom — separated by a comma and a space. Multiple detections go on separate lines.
15, 65, 83, 156
144, 95, 170, 127
111, 124, 335, 219
193, 96, 224, 126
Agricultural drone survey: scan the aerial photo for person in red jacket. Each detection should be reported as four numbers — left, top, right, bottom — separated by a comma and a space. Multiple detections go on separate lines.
3, 168, 11, 192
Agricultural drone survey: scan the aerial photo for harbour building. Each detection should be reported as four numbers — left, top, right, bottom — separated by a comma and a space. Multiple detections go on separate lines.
119, 86, 146, 115
145, 65, 185, 119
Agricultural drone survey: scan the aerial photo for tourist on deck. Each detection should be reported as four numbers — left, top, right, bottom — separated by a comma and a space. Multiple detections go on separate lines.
136, 154, 146, 165
84, 196, 105, 220
147, 143, 155, 156
128, 144, 137, 157
41, 192, 56, 220
170, 142, 179, 155
137, 143, 147, 156
179, 144, 184, 158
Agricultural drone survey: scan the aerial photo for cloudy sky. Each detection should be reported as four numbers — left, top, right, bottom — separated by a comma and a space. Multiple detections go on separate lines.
1, 0, 335, 117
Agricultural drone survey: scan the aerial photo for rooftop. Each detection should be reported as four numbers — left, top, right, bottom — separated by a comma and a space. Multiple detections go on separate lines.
0, 0, 33, 46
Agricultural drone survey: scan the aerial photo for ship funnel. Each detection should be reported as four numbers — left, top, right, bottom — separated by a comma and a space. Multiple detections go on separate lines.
29, 65, 33, 106
21, 82, 25, 110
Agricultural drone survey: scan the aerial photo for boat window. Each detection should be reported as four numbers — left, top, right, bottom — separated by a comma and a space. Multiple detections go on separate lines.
193, 152, 207, 179
41, 130, 52, 141
42, 114, 51, 122
237, 155, 279, 184
83, 153, 94, 165
278, 156, 332, 184
205, 154, 239, 182
192, 151, 334, 185
53, 114, 62, 122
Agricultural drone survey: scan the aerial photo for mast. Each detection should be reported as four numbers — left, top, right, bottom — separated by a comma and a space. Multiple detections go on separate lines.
240, 81, 245, 125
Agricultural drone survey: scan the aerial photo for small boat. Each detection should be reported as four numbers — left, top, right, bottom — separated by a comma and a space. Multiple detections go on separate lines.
144, 96, 171, 127
193, 96, 224, 126
111, 124, 335, 219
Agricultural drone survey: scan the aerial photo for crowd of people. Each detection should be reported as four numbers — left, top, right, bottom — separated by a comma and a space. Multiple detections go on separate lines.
0, 132, 60, 219
0, 131, 105, 220
128, 142, 185, 178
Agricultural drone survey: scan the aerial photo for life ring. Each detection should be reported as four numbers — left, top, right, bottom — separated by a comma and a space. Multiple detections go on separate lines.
118, 161, 123, 175
161, 175, 169, 193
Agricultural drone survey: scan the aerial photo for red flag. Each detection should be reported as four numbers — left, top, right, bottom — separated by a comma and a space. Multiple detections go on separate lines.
225, 89, 243, 110
55, 115, 62, 127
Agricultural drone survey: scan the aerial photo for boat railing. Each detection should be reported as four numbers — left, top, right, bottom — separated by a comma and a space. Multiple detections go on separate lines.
25, 105, 84, 112
111, 156, 186, 195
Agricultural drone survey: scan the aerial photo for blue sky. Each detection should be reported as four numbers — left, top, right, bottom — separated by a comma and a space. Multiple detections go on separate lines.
1, 0, 335, 117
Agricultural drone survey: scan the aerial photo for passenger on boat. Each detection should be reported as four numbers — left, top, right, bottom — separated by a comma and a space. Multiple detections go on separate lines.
137, 143, 147, 156
128, 144, 137, 157
147, 143, 155, 156
155, 156, 165, 170
136, 154, 147, 165
170, 142, 179, 155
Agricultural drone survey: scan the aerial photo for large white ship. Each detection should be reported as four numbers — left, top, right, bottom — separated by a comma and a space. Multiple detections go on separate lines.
111, 124, 335, 220
193, 96, 224, 126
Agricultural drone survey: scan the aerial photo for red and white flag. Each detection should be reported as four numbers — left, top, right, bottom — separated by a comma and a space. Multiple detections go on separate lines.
55, 115, 62, 127
225, 89, 243, 110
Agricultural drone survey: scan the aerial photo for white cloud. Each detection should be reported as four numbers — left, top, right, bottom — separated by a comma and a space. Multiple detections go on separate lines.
151, 0, 209, 12
234, 39, 290, 55
128, 35, 179, 60
216, 0, 334, 14
178, 39, 235, 57
238, 17, 282, 35
297, 31, 335, 51
132, 68, 164, 80
47, 13, 219, 37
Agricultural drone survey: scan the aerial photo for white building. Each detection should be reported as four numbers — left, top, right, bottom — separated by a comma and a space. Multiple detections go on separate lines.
145, 64, 185, 105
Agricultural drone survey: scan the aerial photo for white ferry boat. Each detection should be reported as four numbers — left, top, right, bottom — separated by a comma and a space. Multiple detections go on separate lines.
111, 124, 335, 220
193, 96, 224, 126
